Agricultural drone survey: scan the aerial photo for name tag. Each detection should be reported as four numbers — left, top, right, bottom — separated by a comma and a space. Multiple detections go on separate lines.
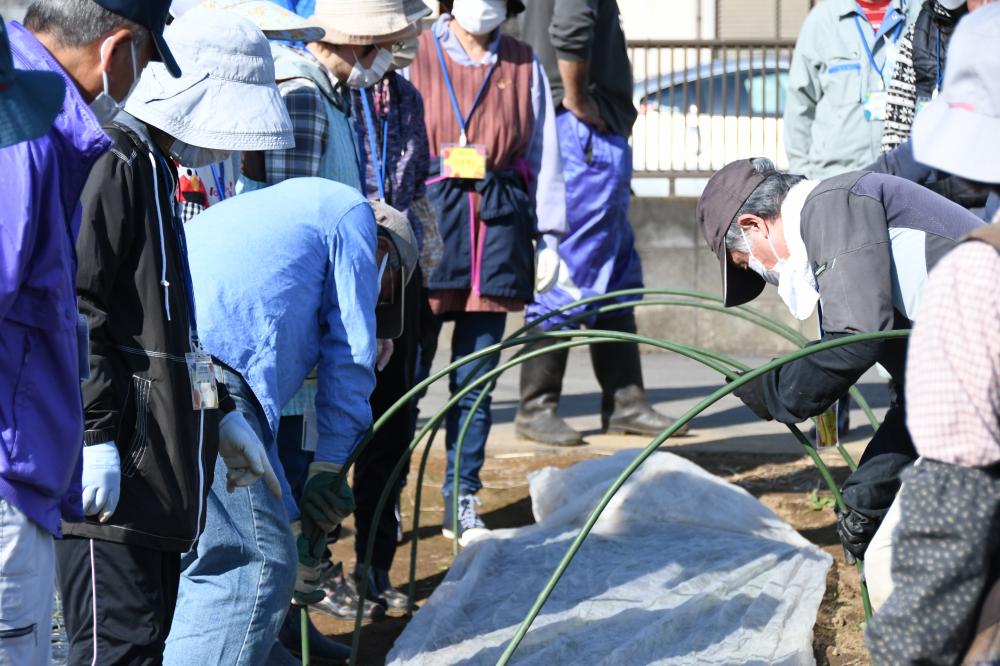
863, 90, 888, 121
440, 144, 488, 180
185, 352, 219, 411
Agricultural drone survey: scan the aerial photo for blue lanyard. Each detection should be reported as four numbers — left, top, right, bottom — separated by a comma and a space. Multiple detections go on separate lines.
853, 13, 903, 80
359, 89, 390, 201
432, 32, 497, 146
210, 161, 226, 202
155, 153, 199, 344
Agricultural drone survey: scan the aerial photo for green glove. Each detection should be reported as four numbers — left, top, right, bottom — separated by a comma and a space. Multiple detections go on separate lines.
300, 462, 356, 552
290, 520, 325, 607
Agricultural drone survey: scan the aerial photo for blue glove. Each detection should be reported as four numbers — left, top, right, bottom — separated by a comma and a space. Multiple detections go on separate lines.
82, 442, 121, 523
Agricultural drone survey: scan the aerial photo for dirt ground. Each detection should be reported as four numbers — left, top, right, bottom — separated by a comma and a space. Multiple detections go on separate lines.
316, 448, 869, 666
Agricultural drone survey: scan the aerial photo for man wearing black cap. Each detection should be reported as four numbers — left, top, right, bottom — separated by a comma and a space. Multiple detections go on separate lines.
0, 2, 173, 664
697, 157, 983, 563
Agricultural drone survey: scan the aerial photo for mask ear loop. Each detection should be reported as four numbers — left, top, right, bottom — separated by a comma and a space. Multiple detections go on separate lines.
99, 36, 114, 96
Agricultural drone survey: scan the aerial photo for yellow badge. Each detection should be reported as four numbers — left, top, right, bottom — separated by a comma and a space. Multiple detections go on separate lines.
440, 144, 488, 180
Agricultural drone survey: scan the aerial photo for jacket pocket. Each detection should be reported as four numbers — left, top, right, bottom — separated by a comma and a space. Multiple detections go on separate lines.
119, 376, 152, 479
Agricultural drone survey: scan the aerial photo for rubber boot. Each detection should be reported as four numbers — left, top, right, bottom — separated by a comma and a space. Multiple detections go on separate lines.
515, 338, 585, 446
590, 313, 691, 437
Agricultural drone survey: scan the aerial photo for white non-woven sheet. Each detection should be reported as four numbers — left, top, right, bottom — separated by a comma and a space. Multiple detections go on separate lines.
387, 450, 831, 665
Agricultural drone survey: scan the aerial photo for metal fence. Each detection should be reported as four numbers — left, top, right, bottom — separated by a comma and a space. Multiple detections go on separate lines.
628, 40, 796, 188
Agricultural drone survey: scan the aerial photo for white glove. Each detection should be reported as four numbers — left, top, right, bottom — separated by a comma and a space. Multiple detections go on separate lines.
219, 411, 282, 498
535, 234, 561, 294
82, 442, 121, 523
376, 338, 394, 372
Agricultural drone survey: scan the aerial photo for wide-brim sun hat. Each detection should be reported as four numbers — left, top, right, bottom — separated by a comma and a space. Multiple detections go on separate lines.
172, 0, 327, 43
124, 7, 293, 151
912, 2, 1000, 183
310, 0, 420, 45
402, 0, 433, 23
0, 17, 65, 148
696, 159, 776, 307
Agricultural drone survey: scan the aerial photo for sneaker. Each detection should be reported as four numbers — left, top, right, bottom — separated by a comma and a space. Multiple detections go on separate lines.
312, 561, 385, 621
352, 564, 410, 611
441, 494, 490, 547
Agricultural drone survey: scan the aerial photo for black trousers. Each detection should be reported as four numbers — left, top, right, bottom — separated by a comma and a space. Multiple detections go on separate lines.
55, 536, 180, 665
353, 270, 422, 571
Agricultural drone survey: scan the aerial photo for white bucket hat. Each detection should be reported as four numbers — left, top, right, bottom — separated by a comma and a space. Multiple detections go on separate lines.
125, 7, 294, 151
912, 3, 1000, 182
171, 0, 327, 43
310, 0, 423, 45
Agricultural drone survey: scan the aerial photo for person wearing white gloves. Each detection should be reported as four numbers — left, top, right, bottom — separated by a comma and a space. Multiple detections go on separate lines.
55, 9, 291, 663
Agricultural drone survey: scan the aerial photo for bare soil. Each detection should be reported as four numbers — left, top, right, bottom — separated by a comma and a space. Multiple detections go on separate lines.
317, 448, 869, 666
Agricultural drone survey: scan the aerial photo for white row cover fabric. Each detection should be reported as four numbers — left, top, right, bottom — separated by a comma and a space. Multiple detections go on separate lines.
387, 450, 832, 665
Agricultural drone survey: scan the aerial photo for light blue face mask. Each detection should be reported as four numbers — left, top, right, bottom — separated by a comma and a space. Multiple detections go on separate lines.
235, 174, 267, 196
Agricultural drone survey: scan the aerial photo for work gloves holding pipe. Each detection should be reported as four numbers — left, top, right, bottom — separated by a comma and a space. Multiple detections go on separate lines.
729, 371, 774, 421
300, 462, 356, 553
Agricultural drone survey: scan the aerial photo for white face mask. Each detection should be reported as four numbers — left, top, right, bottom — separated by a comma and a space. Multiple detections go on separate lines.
90, 37, 139, 125
740, 225, 818, 320
390, 38, 418, 72
740, 226, 781, 285
346, 47, 393, 89
452, 0, 507, 36
168, 140, 233, 169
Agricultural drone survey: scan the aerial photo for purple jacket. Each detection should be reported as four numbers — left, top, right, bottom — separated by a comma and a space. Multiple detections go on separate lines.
0, 22, 111, 536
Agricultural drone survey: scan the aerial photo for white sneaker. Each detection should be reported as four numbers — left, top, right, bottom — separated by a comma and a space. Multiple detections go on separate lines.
441, 494, 490, 546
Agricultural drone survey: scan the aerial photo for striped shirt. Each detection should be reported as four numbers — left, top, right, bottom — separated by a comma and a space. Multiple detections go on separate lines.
906, 241, 1000, 467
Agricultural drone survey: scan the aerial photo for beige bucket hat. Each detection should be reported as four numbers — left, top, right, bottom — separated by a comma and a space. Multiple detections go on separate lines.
309, 0, 426, 45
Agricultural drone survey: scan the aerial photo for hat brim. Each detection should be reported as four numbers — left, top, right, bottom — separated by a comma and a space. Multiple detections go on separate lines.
0, 69, 65, 148
198, 0, 328, 43
376, 272, 406, 339
720, 245, 766, 307
125, 64, 294, 151
912, 99, 1000, 183
151, 31, 183, 78
312, 20, 420, 46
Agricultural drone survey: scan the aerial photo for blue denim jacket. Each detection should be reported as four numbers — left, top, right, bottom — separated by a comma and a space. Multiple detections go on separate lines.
185, 178, 378, 465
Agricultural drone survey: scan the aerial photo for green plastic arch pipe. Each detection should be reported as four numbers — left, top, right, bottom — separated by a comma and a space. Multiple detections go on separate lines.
348, 333, 749, 664
349, 329, 902, 663
494, 329, 908, 666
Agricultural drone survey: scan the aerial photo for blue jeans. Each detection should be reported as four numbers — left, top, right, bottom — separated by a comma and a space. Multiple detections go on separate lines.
442, 312, 507, 497
164, 369, 297, 666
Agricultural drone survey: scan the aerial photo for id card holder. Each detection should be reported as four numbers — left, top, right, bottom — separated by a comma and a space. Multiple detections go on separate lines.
77, 314, 90, 382
440, 144, 488, 180
863, 89, 889, 121
185, 352, 219, 411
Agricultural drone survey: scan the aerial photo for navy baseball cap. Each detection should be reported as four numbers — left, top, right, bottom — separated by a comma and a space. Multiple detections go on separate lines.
92, 0, 181, 77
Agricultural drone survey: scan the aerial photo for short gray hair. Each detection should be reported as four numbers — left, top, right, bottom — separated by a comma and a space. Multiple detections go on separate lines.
723, 157, 805, 254
25, 0, 148, 49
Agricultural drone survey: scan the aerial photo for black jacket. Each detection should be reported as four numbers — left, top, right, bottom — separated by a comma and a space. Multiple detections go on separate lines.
65, 114, 233, 552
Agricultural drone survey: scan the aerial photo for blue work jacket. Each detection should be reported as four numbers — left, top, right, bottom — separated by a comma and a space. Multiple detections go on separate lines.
185, 178, 378, 465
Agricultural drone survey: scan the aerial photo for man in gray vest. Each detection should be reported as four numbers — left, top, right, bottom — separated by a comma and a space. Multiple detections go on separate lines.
696, 156, 982, 562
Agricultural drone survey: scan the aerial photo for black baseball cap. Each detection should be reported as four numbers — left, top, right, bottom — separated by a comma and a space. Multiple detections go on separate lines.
92, 0, 180, 77
696, 159, 775, 307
